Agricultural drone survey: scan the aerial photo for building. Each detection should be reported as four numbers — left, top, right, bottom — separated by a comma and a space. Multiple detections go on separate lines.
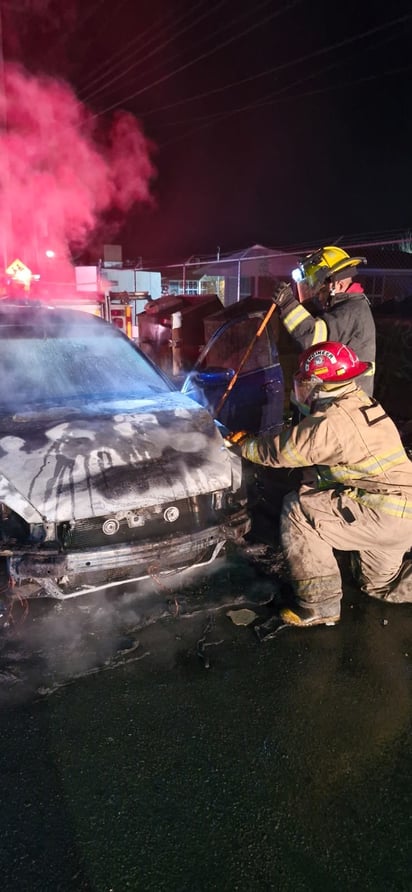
159, 244, 300, 306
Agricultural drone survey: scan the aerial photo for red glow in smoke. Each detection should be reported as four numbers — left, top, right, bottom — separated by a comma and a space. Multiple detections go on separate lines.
0, 63, 156, 284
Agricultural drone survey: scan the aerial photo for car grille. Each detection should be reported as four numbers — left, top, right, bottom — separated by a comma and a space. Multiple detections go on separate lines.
58, 494, 224, 550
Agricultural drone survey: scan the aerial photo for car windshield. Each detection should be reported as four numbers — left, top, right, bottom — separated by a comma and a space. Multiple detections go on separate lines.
0, 327, 171, 411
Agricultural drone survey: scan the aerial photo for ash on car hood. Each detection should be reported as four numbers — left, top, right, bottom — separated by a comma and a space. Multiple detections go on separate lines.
0, 392, 233, 523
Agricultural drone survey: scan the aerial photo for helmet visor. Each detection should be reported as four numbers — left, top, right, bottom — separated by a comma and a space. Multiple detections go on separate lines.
297, 276, 331, 304
293, 372, 320, 409
296, 279, 312, 303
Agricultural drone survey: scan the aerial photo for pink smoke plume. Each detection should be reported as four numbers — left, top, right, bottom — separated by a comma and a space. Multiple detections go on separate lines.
0, 62, 156, 284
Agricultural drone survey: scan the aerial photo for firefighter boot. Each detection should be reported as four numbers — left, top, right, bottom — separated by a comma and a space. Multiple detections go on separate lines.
280, 599, 341, 627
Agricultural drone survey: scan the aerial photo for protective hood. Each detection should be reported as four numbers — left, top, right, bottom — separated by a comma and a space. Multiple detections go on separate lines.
0, 392, 232, 523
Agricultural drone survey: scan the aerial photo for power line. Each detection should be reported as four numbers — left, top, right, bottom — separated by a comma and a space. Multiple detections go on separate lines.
154, 24, 406, 130
82, 0, 280, 105
90, 0, 304, 118
79, 0, 215, 99
120, 230, 412, 270
157, 59, 412, 147
140, 11, 411, 119
75, 0, 138, 82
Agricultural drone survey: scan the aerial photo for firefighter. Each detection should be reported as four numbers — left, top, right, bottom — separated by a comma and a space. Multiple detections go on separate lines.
226, 341, 412, 626
273, 246, 376, 397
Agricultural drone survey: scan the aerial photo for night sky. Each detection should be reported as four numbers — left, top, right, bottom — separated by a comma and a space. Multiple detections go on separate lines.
2, 0, 412, 264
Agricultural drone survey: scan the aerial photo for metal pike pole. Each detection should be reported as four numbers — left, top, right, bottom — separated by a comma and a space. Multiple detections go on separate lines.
215, 301, 277, 419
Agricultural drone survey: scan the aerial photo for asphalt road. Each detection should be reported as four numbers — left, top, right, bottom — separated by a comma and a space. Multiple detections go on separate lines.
0, 532, 410, 892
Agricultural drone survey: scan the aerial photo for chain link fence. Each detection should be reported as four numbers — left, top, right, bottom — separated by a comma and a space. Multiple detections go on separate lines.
161, 239, 412, 308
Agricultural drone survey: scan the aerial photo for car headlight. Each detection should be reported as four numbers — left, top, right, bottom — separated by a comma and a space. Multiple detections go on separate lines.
0, 503, 56, 546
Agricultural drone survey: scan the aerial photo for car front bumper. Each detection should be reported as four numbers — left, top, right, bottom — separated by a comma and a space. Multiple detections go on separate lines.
6, 508, 251, 600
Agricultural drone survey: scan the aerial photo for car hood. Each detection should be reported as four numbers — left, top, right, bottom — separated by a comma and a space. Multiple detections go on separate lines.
0, 392, 233, 523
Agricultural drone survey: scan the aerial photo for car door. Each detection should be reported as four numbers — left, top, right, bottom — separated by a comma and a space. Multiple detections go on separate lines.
181, 311, 284, 434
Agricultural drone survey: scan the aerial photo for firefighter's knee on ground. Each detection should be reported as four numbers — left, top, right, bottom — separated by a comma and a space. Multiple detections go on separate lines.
363, 558, 412, 604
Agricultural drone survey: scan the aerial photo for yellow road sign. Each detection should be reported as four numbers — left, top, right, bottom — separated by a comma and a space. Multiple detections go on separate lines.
6, 258, 33, 289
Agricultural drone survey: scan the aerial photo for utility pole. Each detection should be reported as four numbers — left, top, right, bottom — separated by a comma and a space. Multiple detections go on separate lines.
0, 5, 11, 270
182, 254, 195, 294
216, 246, 221, 301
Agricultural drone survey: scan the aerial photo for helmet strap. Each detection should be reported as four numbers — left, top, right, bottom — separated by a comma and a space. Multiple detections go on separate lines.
290, 391, 311, 416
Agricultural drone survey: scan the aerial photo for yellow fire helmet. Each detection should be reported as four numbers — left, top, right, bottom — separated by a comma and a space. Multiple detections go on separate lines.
293, 246, 367, 291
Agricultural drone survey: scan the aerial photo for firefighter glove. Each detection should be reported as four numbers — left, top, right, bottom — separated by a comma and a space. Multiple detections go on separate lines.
223, 430, 249, 449
272, 281, 295, 310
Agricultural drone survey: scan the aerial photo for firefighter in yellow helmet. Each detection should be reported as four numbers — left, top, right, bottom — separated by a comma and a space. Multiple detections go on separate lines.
226, 341, 412, 626
273, 246, 376, 397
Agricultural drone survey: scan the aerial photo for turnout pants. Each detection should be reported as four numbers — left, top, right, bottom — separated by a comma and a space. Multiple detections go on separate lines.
280, 486, 412, 609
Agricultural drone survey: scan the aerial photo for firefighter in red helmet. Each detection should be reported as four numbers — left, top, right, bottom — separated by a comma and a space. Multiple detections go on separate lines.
272, 245, 376, 397
226, 341, 412, 626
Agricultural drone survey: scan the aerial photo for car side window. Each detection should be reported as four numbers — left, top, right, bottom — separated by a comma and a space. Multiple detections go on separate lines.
202, 318, 272, 373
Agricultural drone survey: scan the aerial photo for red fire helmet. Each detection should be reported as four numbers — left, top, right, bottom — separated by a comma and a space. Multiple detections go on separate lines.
297, 341, 370, 384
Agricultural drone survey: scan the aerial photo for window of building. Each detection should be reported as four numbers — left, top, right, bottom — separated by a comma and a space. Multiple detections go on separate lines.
167, 280, 200, 295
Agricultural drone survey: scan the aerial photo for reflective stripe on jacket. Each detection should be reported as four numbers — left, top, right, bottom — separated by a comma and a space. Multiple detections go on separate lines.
240, 383, 412, 514
278, 289, 376, 396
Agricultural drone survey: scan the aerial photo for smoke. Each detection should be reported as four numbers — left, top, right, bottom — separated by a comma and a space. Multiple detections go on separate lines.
0, 552, 277, 706
0, 62, 156, 281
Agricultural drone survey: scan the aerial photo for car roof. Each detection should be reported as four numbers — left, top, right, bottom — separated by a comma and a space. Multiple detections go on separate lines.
0, 300, 113, 334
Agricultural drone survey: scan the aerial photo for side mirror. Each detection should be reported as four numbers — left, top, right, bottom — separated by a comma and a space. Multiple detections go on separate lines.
188, 367, 235, 388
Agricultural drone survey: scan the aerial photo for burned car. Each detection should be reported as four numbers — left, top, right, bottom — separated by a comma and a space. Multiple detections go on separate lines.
0, 302, 250, 602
